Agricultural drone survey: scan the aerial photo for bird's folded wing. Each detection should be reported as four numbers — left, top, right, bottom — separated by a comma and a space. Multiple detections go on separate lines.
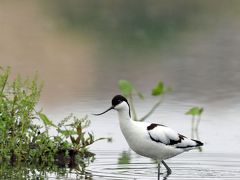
147, 124, 198, 148
147, 124, 180, 145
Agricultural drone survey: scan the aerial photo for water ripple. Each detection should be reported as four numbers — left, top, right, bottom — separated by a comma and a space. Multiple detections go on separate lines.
86, 151, 240, 180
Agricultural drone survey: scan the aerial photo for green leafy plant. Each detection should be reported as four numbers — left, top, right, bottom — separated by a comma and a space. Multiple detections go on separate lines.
118, 80, 171, 121
185, 106, 204, 152
185, 107, 204, 138
0, 67, 104, 176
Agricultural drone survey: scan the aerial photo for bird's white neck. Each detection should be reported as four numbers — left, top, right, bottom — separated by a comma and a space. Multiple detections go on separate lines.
114, 101, 134, 138
117, 107, 134, 137
117, 107, 131, 121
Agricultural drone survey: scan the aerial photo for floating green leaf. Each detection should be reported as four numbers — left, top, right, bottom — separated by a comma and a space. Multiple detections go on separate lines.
152, 81, 165, 96
185, 107, 203, 116
118, 80, 133, 96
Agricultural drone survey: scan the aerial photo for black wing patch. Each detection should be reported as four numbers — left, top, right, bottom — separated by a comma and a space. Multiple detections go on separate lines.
147, 123, 166, 131
169, 134, 185, 145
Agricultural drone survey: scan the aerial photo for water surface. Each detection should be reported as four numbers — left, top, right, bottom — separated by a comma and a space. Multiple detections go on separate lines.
87, 152, 240, 180
1, 1, 240, 179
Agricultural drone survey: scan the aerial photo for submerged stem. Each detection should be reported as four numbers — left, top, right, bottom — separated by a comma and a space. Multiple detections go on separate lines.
191, 116, 195, 139
195, 115, 201, 131
195, 128, 202, 152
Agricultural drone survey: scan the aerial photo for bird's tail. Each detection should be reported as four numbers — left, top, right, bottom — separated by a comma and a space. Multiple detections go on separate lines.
192, 139, 204, 147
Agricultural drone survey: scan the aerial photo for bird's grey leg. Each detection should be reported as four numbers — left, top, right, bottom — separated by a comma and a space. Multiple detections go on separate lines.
157, 163, 160, 180
162, 160, 172, 174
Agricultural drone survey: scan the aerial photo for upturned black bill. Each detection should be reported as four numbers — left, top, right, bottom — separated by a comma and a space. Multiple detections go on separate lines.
92, 106, 114, 116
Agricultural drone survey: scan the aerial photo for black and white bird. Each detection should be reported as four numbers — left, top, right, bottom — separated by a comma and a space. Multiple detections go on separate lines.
94, 95, 203, 179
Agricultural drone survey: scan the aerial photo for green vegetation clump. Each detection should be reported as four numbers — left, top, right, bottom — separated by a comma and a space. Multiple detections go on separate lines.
0, 67, 102, 177
118, 151, 131, 165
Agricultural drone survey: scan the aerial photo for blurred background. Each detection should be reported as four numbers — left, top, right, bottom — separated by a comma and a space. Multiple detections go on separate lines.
1, 0, 240, 155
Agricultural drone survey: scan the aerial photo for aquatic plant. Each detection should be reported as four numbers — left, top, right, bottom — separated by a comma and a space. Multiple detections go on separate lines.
185, 107, 204, 151
118, 151, 131, 165
0, 67, 102, 175
118, 80, 171, 121
185, 107, 204, 138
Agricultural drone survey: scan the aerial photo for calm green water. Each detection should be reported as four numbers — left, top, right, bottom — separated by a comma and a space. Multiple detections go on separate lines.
1, 1, 240, 179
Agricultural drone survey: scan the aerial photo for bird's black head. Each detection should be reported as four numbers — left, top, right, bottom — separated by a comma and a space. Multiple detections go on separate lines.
93, 95, 130, 117
111, 95, 128, 107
